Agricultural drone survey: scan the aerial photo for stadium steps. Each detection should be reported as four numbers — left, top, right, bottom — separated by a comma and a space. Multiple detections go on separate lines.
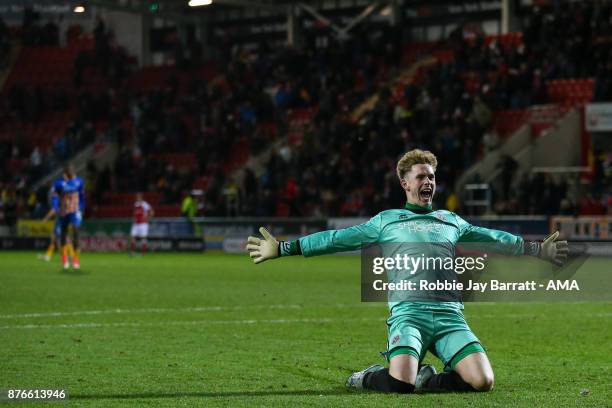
0, 39, 21, 90
489, 108, 582, 200
399, 33, 524, 98
31, 139, 118, 191
353, 36, 479, 123
492, 106, 563, 139
456, 71, 590, 207
350, 55, 438, 124
220, 121, 288, 192
457, 107, 581, 205
458, 49, 590, 142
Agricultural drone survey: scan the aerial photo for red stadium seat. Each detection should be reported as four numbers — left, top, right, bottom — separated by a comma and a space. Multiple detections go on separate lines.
547, 78, 594, 107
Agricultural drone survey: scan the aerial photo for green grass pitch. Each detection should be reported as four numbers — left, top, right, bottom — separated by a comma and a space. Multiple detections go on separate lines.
0, 251, 610, 407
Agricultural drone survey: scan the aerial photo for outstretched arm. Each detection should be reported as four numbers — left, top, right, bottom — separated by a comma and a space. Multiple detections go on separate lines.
457, 222, 525, 256
246, 214, 382, 264
456, 215, 568, 266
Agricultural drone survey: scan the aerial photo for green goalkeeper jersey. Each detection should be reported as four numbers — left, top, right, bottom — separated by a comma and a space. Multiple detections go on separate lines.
298, 206, 524, 314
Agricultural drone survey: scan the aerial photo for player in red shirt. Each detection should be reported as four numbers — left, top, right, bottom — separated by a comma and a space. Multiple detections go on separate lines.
130, 193, 154, 256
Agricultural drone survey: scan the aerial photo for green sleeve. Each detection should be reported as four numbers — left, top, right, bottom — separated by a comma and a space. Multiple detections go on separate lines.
299, 214, 382, 257
455, 214, 524, 256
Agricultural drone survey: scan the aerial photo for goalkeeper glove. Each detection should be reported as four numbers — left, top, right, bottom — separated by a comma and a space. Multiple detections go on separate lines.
539, 231, 569, 266
246, 227, 279, 264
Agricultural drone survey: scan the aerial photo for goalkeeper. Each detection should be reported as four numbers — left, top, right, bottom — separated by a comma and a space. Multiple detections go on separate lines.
246, 149, 568, 394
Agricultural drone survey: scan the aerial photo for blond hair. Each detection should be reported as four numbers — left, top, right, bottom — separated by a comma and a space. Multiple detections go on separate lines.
396, 149, 438, 179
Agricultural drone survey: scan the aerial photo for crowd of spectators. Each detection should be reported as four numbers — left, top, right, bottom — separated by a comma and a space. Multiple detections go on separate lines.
2, 2, 612, 228
0, 12, 130, 229
20, 7, 60, 47
487, 1, 612, 216
243, 1, 612, 217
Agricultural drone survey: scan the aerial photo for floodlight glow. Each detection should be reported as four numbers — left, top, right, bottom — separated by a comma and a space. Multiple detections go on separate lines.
73, 5, 85, 13
188, 0, 213, 6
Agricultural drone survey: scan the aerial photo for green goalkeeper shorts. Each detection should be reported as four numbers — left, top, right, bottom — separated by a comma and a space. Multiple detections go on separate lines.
386, 308, 483, 369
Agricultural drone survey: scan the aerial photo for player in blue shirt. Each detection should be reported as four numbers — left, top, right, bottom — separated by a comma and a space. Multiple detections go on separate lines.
40, 184, 75, 262
52, 164, 85, 269
246, 149, 568, 394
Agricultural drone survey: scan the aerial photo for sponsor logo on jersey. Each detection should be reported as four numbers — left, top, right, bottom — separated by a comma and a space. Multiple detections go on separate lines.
391, 335, 400, 345
398, 220, 443, 233
434, 213, 447, 222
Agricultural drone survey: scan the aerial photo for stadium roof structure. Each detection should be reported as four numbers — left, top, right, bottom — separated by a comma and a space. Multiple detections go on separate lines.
87, 0, 507, 26
79, 0, 513, 54
89, 0, 389, 13
89, 0, 403, 42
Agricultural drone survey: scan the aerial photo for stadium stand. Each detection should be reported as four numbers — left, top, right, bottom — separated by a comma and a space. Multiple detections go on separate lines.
1, 1, 611, 226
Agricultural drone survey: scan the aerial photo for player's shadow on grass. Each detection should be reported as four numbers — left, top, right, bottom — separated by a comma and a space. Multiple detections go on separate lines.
58, 268, 90, 276
71, 388, 350, 400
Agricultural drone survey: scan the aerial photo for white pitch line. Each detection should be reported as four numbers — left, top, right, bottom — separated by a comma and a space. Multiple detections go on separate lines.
1, 303, 608, 321
0, 312, 609, 330
0, 304, 304, 319
0, 303, 384, 320
0, 317, 384, 330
